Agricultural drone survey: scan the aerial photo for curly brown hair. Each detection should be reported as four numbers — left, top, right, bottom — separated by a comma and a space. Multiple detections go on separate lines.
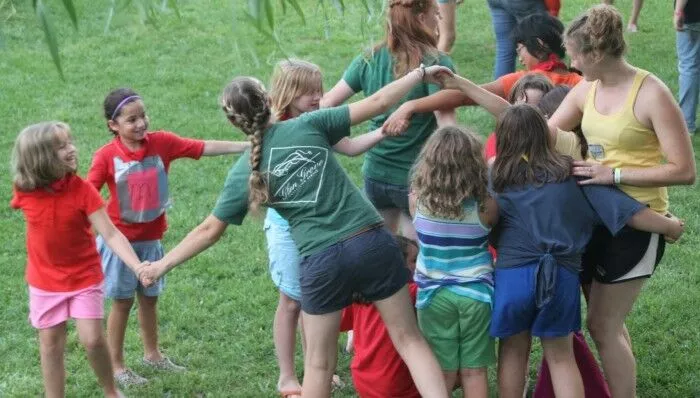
410, 125, 489, 219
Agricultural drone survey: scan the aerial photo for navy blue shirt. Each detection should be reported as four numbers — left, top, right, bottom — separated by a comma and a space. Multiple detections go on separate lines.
491, 178, 644, 273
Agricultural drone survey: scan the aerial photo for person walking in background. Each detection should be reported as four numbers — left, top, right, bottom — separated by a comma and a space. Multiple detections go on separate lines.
675, 0, 700, 135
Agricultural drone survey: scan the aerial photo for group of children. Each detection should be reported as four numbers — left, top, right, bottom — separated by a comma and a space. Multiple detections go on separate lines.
10, 1, 692, 398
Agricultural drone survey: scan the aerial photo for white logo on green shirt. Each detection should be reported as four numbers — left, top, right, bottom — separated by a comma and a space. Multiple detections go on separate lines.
269, 146, 328, 204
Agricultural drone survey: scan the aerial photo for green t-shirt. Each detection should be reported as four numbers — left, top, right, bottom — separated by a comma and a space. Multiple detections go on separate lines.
343, 46, 455, 186
212, 105, 382, 256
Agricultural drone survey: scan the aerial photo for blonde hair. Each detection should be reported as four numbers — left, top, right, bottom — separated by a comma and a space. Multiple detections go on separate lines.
221, 77, 272, 212
269, 59, 323, 121
565, 5, 626, 59
411, 125, 489, 219
12, 122, 73, 192
380, 0, 439, 78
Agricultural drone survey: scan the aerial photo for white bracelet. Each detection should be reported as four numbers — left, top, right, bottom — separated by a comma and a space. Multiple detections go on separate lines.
613, 168, 622, 185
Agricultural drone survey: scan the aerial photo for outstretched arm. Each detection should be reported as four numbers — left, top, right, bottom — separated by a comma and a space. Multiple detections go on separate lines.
140, 215, 229, 285
321, 80, 356, 108
333, 128, 386, 157
348, 65, 452, 125
202, 140, 251, 156
448, 76, 510, 117
89, 208, 145, 274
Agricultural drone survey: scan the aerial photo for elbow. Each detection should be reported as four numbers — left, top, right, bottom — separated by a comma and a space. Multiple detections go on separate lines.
195, 219, 226, 246
682, 168, 696, 185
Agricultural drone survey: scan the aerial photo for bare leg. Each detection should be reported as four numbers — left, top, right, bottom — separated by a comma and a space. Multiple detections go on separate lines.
76, 319, 121, 398
541, 334, 583, 398
398, 212, 417, 241
460, 368, 488, 398
39, 323, 67, 398
274, 292, 302, 397
587, 279, 645, 398
375, 285, 449, 397
379, 208, 401, 235
106, 298, 134, 374
438, 1, 457, 53
443, 371, 458, 393
300, 311, 341, 397
137, 293, 162, 361
628, 0, 644, 31
497, 331, 530, 398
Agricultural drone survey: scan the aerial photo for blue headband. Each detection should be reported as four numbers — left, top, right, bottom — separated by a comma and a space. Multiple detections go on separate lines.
111, 95, 141, 120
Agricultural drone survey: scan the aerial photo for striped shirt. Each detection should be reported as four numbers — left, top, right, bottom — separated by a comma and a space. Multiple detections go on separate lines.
413, 200, 494, 309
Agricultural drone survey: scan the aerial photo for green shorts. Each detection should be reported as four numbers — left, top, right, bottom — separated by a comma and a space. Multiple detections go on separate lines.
417, 289, 495, 371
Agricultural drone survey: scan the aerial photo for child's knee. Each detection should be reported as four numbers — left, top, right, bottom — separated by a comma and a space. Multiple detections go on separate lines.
460, 367, 487, 378
112, 297, 135, 312
80, 333, 107, 352
279, 294, 301, 313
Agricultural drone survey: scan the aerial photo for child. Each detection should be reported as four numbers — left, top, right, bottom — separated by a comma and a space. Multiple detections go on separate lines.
489, 104, 684, 398
483, 73, 555, 161
140, 64, 454, 397
410, 126, 498, 398
339, 236, 420, 398
87, 88, 250, 386
322, 0, 456, 241
265, 59, 391, 397
10, 121, 148, 398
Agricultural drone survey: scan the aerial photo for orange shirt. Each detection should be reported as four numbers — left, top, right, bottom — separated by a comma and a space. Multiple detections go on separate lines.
545, 0, 561, 16
499, 70, 582, 99
87, 131, 204, 241
11, 174, 105, 292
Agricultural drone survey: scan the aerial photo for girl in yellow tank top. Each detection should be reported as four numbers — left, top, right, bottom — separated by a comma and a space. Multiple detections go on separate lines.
581, 68, 668, 213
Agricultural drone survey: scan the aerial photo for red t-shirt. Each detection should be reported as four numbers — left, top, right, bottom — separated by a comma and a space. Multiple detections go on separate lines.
340, 283, 420, 398
87, 131, 205, 241
11, 174, 105, 292
544, 0, 561, 16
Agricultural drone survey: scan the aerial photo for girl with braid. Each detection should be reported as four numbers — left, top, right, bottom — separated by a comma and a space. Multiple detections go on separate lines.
140, 64, 455, 397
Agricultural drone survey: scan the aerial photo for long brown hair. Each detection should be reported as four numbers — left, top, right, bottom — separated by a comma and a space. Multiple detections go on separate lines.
220, 77, 272, 212
411, 125, 489, 219
378, 0, 439, 78
508, 73, 555, 104
12, 122, 73, 191
492, 104, 571, 193
269, 59, 323, 121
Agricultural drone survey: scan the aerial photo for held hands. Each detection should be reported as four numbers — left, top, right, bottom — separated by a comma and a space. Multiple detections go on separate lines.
664, 214, 685, 243
138, 260, 166, 287
421, 65, 455, 87
382, 103, 413, 136
572, 160, 614, 185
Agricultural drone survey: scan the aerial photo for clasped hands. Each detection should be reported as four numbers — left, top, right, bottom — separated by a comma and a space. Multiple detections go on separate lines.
133, 260, 165, 287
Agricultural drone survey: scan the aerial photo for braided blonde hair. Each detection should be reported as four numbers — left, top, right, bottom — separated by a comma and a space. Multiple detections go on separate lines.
221, 77, 272, 212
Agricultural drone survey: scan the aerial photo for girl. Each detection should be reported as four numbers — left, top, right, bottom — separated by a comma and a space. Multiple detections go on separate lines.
322, 0, 456, 241
265, 59, 392, 398
87, 88, 250, 386
383, 12, 580, 134
140, 64, 453, 397
339, 235, 421, 398
489, 104, 684, 398
11, 122, 147, 398
549, 5, 696, 396
410, 126, 498, 398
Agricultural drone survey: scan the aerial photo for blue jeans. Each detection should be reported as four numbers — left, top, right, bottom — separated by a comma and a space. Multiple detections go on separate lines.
677, 23, 700, 133
487, 0, 545, 79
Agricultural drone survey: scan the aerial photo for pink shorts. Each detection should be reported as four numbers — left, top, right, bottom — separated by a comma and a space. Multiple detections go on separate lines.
28, 283, 104, 329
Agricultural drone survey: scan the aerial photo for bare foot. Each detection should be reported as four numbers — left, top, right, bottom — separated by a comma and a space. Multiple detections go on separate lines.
278, 378, 302, 398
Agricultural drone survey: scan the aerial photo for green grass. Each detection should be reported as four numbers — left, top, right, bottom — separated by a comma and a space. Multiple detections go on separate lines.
1, 0, 699, 396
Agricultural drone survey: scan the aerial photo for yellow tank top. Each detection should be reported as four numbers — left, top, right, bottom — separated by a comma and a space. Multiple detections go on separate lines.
581, 69, 668, 213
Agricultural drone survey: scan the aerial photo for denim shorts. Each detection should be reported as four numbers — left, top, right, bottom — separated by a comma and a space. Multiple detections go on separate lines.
97, 236, 164, 299
299, 226, 410, 315
264, 217, 302, 301
491, 262, 581, 339
363, 177, 411, 215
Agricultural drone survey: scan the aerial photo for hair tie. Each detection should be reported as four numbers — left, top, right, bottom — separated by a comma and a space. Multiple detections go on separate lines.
111, 95, 141, 120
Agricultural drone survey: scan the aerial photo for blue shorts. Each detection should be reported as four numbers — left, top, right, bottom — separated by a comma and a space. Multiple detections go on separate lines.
264, 217, 302, 302
490, 263, 581, 338
300, 226, 410, 315
363, 177, 411, 215
97, 236, 165, 299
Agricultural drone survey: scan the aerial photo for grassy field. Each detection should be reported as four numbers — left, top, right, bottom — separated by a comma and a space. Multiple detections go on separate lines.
1, 0, 699, 396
